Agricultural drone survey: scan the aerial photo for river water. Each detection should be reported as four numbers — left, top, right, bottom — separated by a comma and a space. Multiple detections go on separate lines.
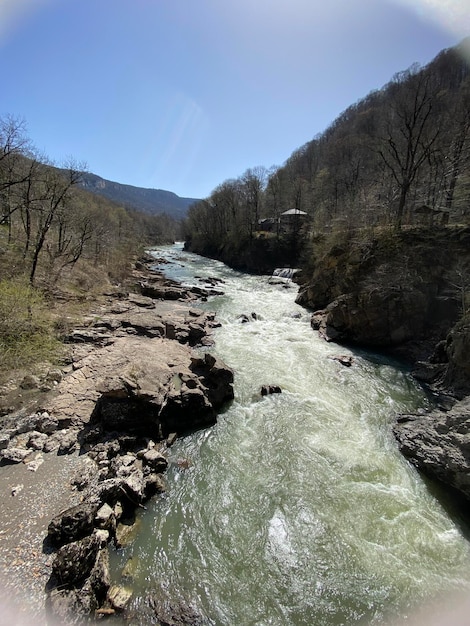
113, 244, 470, 625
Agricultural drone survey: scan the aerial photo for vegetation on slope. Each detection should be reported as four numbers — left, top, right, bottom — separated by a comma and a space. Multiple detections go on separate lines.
80, 172, 198, 219
0, 116, 177, 379
184, 39, 470, 273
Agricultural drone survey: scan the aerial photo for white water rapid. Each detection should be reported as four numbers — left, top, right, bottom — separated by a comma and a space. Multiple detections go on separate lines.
111, 244, 470, 625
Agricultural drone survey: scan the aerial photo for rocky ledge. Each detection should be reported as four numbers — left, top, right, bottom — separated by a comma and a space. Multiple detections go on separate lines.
392, 316, 470, 507
296, 228, 470, 512
0, 256, 234, 623
394, 398, 470, 504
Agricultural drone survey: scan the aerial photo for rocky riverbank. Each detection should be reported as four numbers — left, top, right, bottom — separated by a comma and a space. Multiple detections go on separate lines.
392, 315, 470, 510
296, 226, 470, 513
0, 254, 234, 624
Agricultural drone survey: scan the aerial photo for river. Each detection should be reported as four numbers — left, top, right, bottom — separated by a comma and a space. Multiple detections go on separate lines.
111, 244, 470, 625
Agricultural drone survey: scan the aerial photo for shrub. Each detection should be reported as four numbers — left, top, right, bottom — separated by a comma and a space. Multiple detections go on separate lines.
0, 279, 61, 374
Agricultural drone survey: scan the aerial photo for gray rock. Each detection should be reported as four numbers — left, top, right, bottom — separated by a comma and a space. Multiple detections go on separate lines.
115, 519, 140, 548
394, 398, 470, 501
108, 585, 132, 611
47, 544, 109, 620
20, 374, 40, 390
57, 430, 78, 455
261, 385, 282, 396
142, 447, 168, 472
27, 430, 49, 451
46, 370, 63, 383
110, 453, 137, 478
43, 435, 61, 453
148, 595, 207, 626
48, 501, 99, 547
1, 446, 30, 463
71, 459, 99, 491
94, 529, 110, 546
189, 352, 235, 409
143, 472, 166, 497
122, 468, 145, 503
12, 414, 41, 436
0, 433, 10, 450
26, 454, 44, 472
46, 585, 96, 621
166, 432, 178, 447
95, 503, 116, 530
51, 534, 101, 585
36, 412, 59, 434
89, 546, 110, 602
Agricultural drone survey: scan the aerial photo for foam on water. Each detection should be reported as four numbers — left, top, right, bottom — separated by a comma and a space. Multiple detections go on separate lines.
112, 245, 470, 625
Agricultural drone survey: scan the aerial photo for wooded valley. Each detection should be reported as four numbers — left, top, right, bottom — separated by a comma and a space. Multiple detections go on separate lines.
184, 38, 470, 270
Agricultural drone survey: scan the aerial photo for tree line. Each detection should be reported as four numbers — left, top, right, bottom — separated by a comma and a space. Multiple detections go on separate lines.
184, 39, 470, 265
0, 116, 178, 288
0, 116, 180, 375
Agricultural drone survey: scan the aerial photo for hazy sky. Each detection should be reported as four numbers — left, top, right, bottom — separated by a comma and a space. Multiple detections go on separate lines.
0, 0, 468, 199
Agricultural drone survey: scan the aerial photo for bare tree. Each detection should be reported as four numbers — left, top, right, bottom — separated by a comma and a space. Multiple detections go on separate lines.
0, 116, 32, 235
240, 167, 267, 236
28, 161, 84, 284
378, 66, 441, 228
446, 261, 470, 316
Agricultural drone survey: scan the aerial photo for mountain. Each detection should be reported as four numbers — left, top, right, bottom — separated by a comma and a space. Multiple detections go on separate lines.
80, 172, 199, 219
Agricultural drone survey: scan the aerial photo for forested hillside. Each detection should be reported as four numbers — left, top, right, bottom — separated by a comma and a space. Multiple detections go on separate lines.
80, 172, 198, 219
0, 117, 178, 375
0, 117, 179, 288
184, 38, 470, 269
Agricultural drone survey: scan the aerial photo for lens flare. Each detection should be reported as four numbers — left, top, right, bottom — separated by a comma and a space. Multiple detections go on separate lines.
392, 0, 470, 38
0, 0, 52, 44
145, 92, 210, 192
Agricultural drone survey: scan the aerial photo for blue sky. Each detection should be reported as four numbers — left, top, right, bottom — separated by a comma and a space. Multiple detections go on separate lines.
0, 0, 468, 199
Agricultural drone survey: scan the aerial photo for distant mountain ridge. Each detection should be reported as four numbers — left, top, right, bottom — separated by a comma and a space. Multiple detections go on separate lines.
80, 172, 199, 219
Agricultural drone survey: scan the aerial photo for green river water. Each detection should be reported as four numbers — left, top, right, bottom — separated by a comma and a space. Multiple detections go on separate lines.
110, 244, 470, 625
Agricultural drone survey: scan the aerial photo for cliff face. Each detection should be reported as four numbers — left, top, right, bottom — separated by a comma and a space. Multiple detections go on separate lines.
296, 227, 470, 355
444, 316, 470, 397
298, 226, 470, 506
186, 234, 299, 275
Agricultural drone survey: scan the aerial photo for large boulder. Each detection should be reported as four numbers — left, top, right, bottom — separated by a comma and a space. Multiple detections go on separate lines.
189, 353, 235, 408
1, 446, 30, 463
142, 447, 168, 472
311, 288, 429, 347
47, 502, 99, 547
393, 398, 470, 501
140, 280, 190, 301
50, 534, 101, 586
47, 542, 110, 620
158, 352, 234, 436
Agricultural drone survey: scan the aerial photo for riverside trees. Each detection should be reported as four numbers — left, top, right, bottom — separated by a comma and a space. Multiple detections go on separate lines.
0, 116, 177, 375
185, 38, 470, 265
0, 116, 176, 288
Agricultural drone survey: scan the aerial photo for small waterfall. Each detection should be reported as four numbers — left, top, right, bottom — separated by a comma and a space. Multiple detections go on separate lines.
269, 267, 298, 283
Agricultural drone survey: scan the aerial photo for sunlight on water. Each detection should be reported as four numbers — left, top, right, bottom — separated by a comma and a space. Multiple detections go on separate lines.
111, 244, 470, 625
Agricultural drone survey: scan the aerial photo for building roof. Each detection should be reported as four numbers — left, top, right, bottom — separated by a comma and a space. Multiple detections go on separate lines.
281, 209, 308, 216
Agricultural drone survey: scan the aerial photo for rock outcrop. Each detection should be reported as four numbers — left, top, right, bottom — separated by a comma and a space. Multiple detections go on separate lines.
310, 287, 431, 347
297, 226, 469, 353
0, 256, 234, 623
297, 227, 470, 512
394, 398, 470, 502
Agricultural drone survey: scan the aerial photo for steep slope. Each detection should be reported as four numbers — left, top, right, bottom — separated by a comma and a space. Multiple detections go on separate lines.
296, 226, 470, 356
80, 172, 199, 219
